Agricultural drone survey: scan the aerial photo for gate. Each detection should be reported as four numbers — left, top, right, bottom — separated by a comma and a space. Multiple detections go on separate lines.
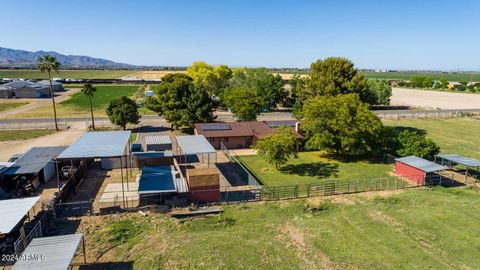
56, 200, 93, 216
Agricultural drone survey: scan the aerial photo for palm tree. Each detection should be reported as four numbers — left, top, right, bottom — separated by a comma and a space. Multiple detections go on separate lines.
81, 83, 97, 130
37, 55, 61, 131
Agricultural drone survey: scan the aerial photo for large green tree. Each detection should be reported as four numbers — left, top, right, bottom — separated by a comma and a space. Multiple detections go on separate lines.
81, 83, 97, 130
300, 57, 370, 102
396, 130, 440, 159
255, 126, 298, 169
37, 55, 61, 131
366, 79, 392, 105
146, 73, 215, 129
223, 86, 263, 121
106, 96, 141, 130
186, 61, 232, 97
230, 68, 286, 109
302, 94, 384, 156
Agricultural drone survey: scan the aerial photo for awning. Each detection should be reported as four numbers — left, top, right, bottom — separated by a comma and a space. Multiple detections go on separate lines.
436, 154, 480, 167
0, 196, 39, 234
176, 135, 215, 155
395, 156, 447, 173
57, 131, 131, 160
13, 234, 83, 270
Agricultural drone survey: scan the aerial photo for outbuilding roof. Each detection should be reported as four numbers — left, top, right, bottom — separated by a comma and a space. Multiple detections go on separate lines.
13, 234, 83, 270
4, 146, 66, 175
145, 135, 171, 145
194, 121, 303, 139
138, 166, 187, 194
0, 196, 39, 234
176, 135, 216, 155
395, 156, 447, 173
436, 154, 480, 167
57, 131, 131, 159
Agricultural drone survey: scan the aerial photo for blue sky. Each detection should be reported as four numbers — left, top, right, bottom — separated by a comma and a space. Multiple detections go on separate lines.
2, 0, 480, 70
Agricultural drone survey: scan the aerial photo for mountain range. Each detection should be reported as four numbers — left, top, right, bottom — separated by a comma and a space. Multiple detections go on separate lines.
0, 47, 133, 68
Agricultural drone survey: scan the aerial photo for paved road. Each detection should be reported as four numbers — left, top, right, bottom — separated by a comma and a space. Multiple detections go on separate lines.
1, 108, 480, 126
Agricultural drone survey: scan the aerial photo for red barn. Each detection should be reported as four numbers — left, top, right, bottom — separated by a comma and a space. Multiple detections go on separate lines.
395, 156, 447, 185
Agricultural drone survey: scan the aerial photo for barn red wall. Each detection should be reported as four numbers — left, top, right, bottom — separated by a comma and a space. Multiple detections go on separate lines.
190, 188, 220, 203
395, 161, 425, 185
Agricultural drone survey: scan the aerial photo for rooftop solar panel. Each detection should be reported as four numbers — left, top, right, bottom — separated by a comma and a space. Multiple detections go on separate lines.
201, 123, 232, 131
266, 121, 297, 128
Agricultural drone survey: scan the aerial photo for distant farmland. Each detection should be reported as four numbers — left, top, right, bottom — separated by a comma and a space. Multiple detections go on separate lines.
0, 69, 138, 79
363, 71, 480, 81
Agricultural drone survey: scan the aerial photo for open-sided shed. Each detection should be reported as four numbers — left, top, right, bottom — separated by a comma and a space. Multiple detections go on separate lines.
175, 135, 217, 167
145, 135, 172, 151
435, 154, 480, 182
13, 234, 85, 270
395, 156, 447, 185
0, 196, 39, 236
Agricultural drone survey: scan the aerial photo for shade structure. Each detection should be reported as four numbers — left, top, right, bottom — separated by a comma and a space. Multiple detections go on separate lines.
13, 234, 83, 270
138, 166, 188, 194
0, 196, 39, 234
436, 154, 480, 167
57, 131, 131, 159
4, 146, 66, 175
176, 135, 215, 155
145, 135, 171, 145
395, 156, 447, 173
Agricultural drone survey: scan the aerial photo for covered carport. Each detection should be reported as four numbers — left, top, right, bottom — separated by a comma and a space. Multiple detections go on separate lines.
435, 154, 480, 182
13, 234, 85, 270
175, 135, 217, 168
55, 131, 132, 207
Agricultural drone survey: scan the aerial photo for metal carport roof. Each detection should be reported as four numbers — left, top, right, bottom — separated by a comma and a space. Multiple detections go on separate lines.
0, 196, 39, 234
145, 135, 172, 145
13, 234, 83, 270
176, 135, 215, 155
395, 156, 448, 173
4, 146, 66, 175
137, 166, 185, 194
435, 154, 480, 167
57, 131, 131, 160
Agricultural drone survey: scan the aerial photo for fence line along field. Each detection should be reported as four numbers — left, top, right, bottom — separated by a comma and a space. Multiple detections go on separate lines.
0, 69, 139, 79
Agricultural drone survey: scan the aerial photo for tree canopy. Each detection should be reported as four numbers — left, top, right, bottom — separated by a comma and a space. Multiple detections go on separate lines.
301, 94, 384, 155
300, 57, 370, 102
37, 55, 61, 131
223, 86, 263, 121
396, 130, 440, 159
230, 68, 286, 109
366, 79, 392, 105
186, 61, 232, 97
81, 83, 97, 130
106, 96, 141, 130
255, 126, 298, 169
146, 73, 215, 129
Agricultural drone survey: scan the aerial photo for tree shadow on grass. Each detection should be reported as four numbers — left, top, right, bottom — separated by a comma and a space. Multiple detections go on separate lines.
279, 162, 339, 178
391, 126, 427, 136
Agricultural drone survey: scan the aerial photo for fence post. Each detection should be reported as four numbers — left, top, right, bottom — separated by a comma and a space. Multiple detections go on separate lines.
306, 181, 310, 197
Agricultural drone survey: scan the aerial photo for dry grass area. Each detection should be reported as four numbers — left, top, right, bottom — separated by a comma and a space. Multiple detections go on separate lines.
391, 87, 480, 109
125, 70, 186, 80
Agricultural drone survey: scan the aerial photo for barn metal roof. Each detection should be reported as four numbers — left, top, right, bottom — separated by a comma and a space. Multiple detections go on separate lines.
4, 146, 66, 175
0, 196, 39, 234
436, 154, 480, 167
395, 156, 447, 173
13, 234, 83, 270
145, 135, 171, 145
57, 131, 131, 159
176, 135, 215, 155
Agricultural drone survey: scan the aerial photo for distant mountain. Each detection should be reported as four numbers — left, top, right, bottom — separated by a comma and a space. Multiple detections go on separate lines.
0, 47, 133, 68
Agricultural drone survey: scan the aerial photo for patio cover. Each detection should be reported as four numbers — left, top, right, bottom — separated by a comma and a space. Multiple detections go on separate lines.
176, 135, 215, 155
0, 196, 39, 234
436, 154, 480, 167
396, 156, 447, 173
57, 131, 131, 160
13, 234, 83, 270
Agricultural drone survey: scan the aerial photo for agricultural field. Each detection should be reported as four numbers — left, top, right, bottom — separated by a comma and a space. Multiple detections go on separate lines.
363, 71, 480, 82
0, 129, 56, 141
0, 101, 28, 112
238, 152, 392, 186
5, 85, 156, 118
0, 69, 138, 79
76, 187, 480, 269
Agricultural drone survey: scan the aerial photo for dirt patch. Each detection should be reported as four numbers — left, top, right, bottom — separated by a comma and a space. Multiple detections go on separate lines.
391, 87, 480, 110
307, 195, 357, 206
278, 224, 333, 270
356, 189, 405, 200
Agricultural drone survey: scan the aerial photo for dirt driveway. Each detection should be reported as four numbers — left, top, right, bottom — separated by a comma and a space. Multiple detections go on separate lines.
391, 87, 480, 109
0, 129, 84, 161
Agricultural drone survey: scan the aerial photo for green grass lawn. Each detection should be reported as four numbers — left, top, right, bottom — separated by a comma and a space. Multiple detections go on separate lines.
0, 101, 28, 112
238, 152, 392, 186
0, 129, 56, 141
81, 187, 480, 269
0, 69, 138, 79
384, 117, 480, 159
